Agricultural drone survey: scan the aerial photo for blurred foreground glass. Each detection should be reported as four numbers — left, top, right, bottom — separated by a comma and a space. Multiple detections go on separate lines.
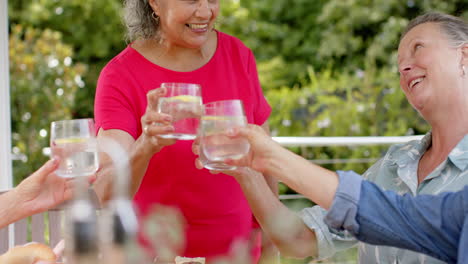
50, 118, 99, 178
157, 83, 202, 140
200, 100, 249, 171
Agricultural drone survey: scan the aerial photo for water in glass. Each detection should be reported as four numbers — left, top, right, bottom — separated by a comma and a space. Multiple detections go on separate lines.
200, 115, 249, 170
157, 95, 202, 140
52, 137, 99, 178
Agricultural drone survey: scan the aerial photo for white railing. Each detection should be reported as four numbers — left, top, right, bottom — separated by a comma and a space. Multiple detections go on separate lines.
273, 135, 423, 147
10, 135, 425, 202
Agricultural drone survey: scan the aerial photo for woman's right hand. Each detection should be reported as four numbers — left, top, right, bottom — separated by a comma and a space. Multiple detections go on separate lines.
138, 88, 177, 156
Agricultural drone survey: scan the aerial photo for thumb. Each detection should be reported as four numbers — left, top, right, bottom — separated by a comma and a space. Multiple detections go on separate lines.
31, 158, 60, 183
227, 125, 257, 142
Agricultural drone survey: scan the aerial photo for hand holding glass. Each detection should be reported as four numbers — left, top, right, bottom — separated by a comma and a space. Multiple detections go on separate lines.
50, 119, 99, 178
200, 100, 250, 171
157, 83, 202, 140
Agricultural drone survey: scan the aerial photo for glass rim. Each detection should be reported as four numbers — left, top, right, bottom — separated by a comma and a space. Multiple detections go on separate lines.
160, 82, 201, 89
203, 99, 243, 108
51, 118, 94, 126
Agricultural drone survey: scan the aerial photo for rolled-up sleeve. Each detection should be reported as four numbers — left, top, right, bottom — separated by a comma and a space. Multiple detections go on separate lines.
301, 206, 357, 260
324, 170, 363, 235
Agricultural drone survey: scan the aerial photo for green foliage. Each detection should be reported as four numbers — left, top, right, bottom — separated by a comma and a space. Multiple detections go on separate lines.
219, 0, 328, 91
9, 0, 126, 118
9, 25, 86, 183
8, 0, 466, 190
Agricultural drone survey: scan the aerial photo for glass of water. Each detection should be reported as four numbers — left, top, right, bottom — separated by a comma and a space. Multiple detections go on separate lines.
199, 100, 250, 171
157, 83, 202, 140
50, 118, 99, 178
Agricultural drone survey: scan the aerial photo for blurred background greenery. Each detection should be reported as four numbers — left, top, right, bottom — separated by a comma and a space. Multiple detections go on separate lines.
7, 0, 468, 262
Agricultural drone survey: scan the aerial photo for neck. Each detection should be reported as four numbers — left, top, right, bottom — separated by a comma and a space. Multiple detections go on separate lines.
424, 84, 468, 153
429, 113, 468, 156
148, 31, 217, 72
157, 38, 209, 60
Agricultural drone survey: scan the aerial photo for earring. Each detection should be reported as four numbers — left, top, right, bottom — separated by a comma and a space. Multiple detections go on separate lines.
151, 12, 160, 24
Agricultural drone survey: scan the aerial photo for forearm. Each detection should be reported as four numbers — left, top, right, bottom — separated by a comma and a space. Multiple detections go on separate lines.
264, 147, 338, 210
0, 190, 28, 229
129, 137, 154, 196
235, 169, 317, 258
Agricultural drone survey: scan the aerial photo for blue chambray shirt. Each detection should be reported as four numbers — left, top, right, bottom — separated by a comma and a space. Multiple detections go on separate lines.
325, 171, 468, 264
300, 132, 468, 263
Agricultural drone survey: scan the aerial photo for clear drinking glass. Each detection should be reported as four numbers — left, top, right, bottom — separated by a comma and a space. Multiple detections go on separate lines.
157, 83, 202, 140
50, 118, 99, 178
199, 100, 250, 171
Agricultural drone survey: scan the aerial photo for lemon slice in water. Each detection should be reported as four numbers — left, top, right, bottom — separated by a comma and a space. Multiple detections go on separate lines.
168, 95, 201, 103
53, 137, 89, 144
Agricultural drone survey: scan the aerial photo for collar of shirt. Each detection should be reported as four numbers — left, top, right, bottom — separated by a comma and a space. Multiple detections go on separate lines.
447, 134, 468, 171
388, 132, 468, 189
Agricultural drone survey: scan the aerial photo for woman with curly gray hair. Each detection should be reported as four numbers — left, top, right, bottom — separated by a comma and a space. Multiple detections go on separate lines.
93, 0, 276, 262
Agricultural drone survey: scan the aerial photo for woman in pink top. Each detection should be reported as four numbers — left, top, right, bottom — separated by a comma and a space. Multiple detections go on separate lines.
93, 0, 276, 262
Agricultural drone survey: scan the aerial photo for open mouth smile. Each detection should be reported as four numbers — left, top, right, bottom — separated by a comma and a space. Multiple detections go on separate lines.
408, 76, 425, 91
186, 23, 209, 30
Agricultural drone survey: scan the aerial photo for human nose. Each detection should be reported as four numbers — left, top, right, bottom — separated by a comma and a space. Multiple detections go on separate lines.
196, 0, 212, 18
398, 61, 413, 76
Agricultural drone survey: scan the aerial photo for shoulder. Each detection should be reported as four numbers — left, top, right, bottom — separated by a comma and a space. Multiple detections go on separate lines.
362, 136, 427, 181
99, 46, 137, 78
217, 31, 254, 57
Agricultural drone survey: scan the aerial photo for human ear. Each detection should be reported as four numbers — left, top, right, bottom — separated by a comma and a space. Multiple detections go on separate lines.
461, 43, 468, 67
148, 0, 160, 16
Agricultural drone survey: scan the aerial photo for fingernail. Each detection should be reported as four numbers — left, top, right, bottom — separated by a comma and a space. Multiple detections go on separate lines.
227, 128, 235, 136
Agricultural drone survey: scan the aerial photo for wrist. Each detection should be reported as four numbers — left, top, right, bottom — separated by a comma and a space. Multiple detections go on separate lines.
263, 145, 289, 176
133, 135, 158, 159
1, 189, 27, 224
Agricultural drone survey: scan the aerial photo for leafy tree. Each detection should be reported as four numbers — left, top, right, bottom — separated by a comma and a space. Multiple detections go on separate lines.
9, 25, 86, 183
8, 0, 126, 118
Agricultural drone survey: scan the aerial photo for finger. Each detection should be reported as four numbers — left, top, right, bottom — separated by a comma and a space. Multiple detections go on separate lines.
63, 182, 74, 201
87, 173, 97, 184
194, 158, 204, 169
147, 87, 167, 111
30, 158, 60, 183
144, 124, 175, 137
53, 240, 65, 258
191, 141, 200, 155
155, 137, 177, 147
142, 111, 173, 125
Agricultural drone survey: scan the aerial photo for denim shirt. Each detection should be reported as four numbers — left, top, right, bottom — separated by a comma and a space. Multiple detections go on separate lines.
325, 171, 468, 264
300, 133, 468, 263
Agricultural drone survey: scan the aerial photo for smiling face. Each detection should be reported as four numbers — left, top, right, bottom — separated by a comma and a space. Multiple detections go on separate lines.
149, 0, 219, 49
397, 22, 466, 116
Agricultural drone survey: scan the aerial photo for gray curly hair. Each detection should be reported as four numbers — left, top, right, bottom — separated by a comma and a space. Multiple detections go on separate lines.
402, 12, 468, 48
123, 0, 160, 41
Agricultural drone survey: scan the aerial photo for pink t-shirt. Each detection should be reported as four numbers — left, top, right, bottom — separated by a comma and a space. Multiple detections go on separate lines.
94, 31, 271, 261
